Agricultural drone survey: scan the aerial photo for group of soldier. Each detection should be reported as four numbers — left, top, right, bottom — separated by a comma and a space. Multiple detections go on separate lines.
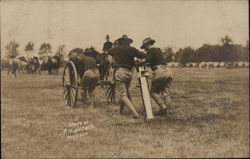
71, 34, 173, 119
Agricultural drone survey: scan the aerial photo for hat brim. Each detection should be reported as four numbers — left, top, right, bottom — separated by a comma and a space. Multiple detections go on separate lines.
140, 40, 155, 49
118, 37, 133, 44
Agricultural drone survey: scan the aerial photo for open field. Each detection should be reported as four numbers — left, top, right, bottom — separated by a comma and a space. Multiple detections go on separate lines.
1, 68, 249, 158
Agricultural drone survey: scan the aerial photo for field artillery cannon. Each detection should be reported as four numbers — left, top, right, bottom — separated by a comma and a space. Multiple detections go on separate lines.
62, 54, 154, 119
62, 57, 119, 108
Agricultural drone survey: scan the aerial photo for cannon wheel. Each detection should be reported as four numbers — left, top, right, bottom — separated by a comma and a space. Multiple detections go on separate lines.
62, 61, 78, 107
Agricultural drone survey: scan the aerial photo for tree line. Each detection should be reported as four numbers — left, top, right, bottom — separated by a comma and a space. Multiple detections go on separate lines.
162, 35, 249, 65
4, 41, 66, 60
3, 35, 249, 65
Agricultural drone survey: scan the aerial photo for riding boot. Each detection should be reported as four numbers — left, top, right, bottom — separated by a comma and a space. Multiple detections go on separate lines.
121, 96, 139, 118
151, 93, 167, 111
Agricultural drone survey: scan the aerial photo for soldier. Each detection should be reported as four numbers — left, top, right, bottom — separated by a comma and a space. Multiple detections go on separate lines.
113, 39, 119, 47
69, 48, 100, 107
140, 37, 173, 115
80, 51, 100, 108
108, 35, 145, 118
103, 35, 113, 53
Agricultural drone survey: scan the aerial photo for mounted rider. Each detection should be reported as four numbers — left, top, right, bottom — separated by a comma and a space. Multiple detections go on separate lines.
102, 35, 113, 53
140, 37, 173, 116
108, 35, 146, 118
99, 35, 114, 85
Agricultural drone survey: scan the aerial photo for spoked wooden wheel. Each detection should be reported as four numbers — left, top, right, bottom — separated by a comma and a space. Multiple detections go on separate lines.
62, 61, 78, 107
106, 83, 120, 104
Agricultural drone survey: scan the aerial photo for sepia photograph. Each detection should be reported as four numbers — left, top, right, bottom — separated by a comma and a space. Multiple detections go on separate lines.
1, 0, 249, 158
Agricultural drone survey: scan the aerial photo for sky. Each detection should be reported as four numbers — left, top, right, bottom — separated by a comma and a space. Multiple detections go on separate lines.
1, 0, 249, 56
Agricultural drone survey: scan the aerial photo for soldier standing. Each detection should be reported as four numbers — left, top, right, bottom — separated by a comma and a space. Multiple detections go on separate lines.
140, 37, 173, 115
108, 35, 145, 118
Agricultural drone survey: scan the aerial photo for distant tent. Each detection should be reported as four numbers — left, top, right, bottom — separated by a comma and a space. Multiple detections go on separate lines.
199, 62, 205, 68
173, 62, 180, 67
219, 62, 225, 67
212, 62, 219, 67
232, 62, 237, 67
167, 62, 174, 67
191, 62, 198, 67
185, 63, 192, 67
243, 62, 249, 67
237, 61, 244, 67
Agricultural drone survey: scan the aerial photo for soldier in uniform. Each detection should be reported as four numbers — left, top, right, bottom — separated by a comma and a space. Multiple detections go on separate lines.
103, 35, 113, 53
113, 39, 119, 47
108, 35, 145, 118
69, 48, 100, 108
81, 51, 100, 108
140, 37, 173, 115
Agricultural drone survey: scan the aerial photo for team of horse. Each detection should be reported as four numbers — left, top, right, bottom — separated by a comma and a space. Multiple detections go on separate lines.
4, 55, 61, 75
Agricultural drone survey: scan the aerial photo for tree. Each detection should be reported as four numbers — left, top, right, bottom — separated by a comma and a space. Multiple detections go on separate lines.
242, 40, 249, 61
5, 41, 19, 58
175, 47, 196, 65
220, 35, 233, 45
25, 42, 34, 52
196, 44, 220, 62
162, 47, 174, 62
38, 43, 52, 56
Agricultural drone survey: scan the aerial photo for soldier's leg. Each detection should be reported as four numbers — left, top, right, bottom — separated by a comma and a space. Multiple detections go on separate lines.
120, 96, 139, 118
162, 68, 173, 109
115, 69, 139, 118
81, 77, 88, 106
119, 80, 131, 114
162, 78, 172, 108
151, 93, 167, 110
88, 79, 98, 108
126, 81, 132, 100
151, 78, 167, 111
89, 91, 95, 108
81, 87, 88, 106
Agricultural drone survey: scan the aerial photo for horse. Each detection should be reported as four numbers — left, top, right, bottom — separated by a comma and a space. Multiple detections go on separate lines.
51, 55, 61, 74
26, 57, 40, 74
40, 56, 54, 75
17, 56, 28, 73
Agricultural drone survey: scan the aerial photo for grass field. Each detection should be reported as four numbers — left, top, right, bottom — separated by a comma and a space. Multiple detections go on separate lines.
1, 68, 249, 158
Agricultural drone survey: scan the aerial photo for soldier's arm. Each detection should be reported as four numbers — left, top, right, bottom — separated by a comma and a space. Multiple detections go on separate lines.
133, 47, 146, 59
102, 43, 106, 52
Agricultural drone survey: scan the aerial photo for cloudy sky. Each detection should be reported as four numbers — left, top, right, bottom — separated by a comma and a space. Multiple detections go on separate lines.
1, 0, 249, 55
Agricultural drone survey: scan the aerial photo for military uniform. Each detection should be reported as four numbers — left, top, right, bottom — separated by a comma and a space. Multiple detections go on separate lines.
141, 37, 173, 115
103, 41, 113, 52
145, 47, 173, 96
81, 56, 100, 92
108, 41, 145, 118
77, 55, 100, 107
109, 45, 145, 98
